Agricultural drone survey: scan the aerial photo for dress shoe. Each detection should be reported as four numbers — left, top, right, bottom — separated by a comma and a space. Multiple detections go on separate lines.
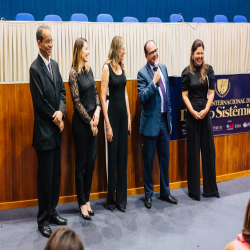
188, 194, 200, 201
80, 210, 91, 220
88, 210, 95, 216
202, 193, 220, 198
106, 206, 115, 211
38, 225, 52, 238
161, 195, 178, 204
116, 205, 126, 213
50, 215, 67, 225
145, 197, 152, 209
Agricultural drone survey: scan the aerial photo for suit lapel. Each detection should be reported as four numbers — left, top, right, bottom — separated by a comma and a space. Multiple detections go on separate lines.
146, 62, 154, 81
146, 62, 161, 97
38, 55, 55, 88
50, 60, 56, 86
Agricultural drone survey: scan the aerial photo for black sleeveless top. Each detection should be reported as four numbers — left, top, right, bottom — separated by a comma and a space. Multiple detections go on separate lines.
107, 64, 126, 102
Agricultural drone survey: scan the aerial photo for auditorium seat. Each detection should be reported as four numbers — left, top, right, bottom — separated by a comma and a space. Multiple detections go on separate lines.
15, 13, 34, 21
146, 17, 162, 23
214, 15, 228, 22
122, 16, 139, 23
169, 14, 184, 22
233, 15, 247, 23
192, 17, 206, 23
44, 15, 62, 21
96, 14, 114, 22
70, 13, 88, 22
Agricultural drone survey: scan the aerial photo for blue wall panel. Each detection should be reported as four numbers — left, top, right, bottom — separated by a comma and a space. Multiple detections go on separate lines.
0, 0, 249, 22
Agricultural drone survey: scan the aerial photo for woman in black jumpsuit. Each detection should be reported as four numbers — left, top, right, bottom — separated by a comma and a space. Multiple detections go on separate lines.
181, 39, 219, 201
69, 38, 101, 220
100, 36, 131, 212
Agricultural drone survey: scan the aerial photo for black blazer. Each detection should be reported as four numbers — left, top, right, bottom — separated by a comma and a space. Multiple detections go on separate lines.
29, 54, 66, 151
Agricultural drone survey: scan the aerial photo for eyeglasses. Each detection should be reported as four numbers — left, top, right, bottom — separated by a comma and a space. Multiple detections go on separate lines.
147, 48, 158, 56
42, 39, 54, 45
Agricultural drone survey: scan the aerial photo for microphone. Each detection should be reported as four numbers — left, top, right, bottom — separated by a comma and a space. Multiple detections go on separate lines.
153, 62, 158, 72
153, 62, 160, 86
178, 13, 183, 22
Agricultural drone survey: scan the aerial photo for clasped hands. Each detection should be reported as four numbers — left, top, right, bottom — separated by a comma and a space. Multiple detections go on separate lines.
90, 108, 100, 137
192, 109, 208, 120
52, 111, 64, 133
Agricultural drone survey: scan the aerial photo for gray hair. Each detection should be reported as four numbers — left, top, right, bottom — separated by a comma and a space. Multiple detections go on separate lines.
36, 25, 51, 42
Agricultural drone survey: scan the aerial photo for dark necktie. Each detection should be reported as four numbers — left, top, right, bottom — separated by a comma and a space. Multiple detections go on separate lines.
48, 63, 53, 81
159, 77, 167, 112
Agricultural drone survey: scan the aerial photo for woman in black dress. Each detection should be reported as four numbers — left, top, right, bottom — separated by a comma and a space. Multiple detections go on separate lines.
69, 38, 101, 220
100, 36, 131, 212
181, 39, 219, 201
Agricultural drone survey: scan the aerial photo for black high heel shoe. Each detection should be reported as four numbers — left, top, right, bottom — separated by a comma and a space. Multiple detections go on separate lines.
202, 193, 220, 198
116, 205, 126, 213
106, 206, 115, 211
188, 194, 200, 201
88, 210, 95, 216
79, 206, 91, 220
80, 210, 91, 220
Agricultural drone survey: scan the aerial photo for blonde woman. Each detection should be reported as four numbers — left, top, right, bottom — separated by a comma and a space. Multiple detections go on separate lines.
100, 36, 131, 212
69, 38, 101, 220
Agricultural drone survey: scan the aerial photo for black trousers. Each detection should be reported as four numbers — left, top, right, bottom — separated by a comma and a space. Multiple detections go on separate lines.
72, 112, 97, 206
186, 109, 218, 200
107, 99, 128, 209
37, 145, 61, 227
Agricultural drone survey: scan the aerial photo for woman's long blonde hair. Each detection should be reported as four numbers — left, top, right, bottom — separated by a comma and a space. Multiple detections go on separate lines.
104, 36, 125, 72
189, 39, 207, 84
71, 38, 90, 74
243, 199, 250, 244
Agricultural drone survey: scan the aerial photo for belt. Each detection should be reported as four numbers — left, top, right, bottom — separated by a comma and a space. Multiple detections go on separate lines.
190, 98, 207, 107
161, 112, 167, 117
106, 95, 125, 102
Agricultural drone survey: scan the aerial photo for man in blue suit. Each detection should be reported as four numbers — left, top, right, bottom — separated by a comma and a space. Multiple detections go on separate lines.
137, 40, 178, 208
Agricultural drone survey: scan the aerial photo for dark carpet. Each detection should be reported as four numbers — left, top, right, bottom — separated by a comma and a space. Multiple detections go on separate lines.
0, 176, 250, 250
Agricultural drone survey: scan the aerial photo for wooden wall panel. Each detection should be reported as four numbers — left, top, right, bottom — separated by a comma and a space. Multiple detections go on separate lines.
0, 84, 37, 203
0, 80, 249, 208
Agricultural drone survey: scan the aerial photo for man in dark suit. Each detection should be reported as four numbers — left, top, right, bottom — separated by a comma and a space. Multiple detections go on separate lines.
137, 40, 178, 209
29, 25, 67, 237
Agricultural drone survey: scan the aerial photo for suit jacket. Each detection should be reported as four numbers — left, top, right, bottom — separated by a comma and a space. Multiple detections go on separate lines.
137, 62, 172, 137
29, 54, 66, 151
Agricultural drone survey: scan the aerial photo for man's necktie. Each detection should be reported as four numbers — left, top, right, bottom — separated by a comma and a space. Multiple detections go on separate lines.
48, 63, 53, 81
159, 77, 167, 112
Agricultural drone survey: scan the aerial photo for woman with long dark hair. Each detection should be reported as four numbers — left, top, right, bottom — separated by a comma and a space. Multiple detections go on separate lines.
181, 39, 219, 201
100, 36, 131, 212
69, 38, 101, 220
